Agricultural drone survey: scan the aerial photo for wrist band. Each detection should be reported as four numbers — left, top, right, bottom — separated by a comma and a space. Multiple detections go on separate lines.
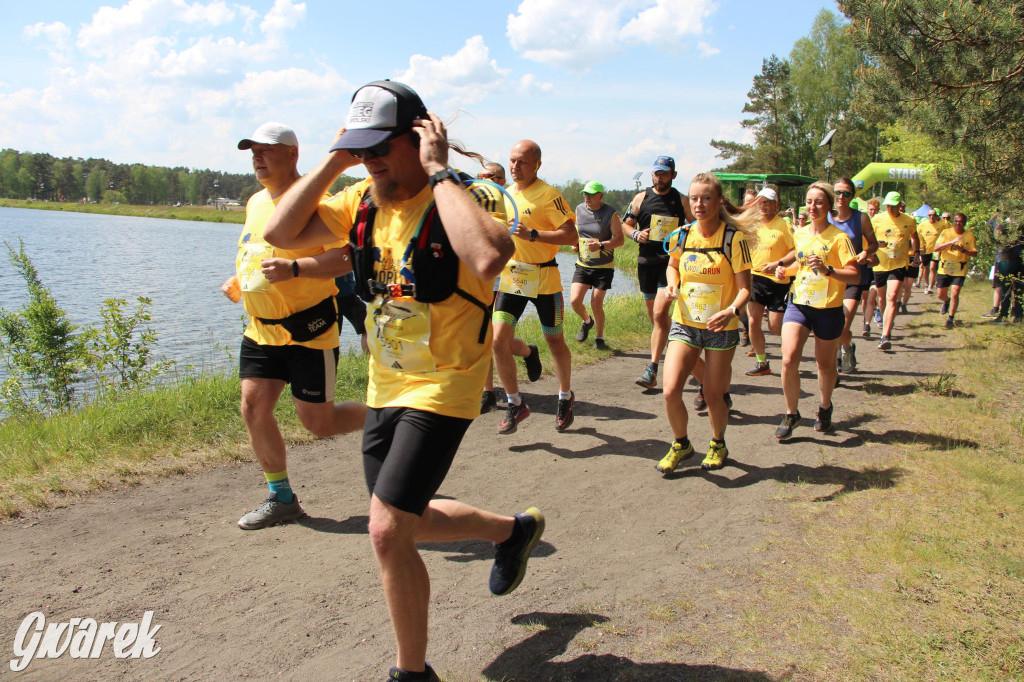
292, 260, 299, 277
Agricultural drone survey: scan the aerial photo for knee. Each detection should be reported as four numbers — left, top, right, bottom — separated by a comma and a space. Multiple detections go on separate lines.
492, 330, 513, 353
367, 511, 404, 559
240, 395, 271, 426
300, 412, 335, 438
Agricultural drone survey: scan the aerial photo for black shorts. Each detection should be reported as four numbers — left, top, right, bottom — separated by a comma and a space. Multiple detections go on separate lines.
783, 303, 845, 341
493, 291, 565, 334
362, 407, 471, 515
572, 265, 615, 290
238, 335, 338, 403
873, 268, 906, 288
844, 283, 868, 300
920, 253, 933, 267
751, 276, 790, 313
906, 264, 920, 278
937, 274, 966, 289
637, 256, 669, 299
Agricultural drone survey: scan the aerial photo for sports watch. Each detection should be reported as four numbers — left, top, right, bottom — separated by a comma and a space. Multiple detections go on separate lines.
428, 167, 461, 189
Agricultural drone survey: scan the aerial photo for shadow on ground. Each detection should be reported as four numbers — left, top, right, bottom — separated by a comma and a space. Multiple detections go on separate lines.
482, 611, 777, 681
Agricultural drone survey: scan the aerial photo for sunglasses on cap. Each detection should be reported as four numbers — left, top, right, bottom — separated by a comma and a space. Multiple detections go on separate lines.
350, 140, 391, 160
835, 190, 854, 198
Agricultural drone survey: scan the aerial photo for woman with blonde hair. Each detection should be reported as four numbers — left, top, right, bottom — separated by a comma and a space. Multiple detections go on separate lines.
656, 172, 755, 474
774, 182, 860, 439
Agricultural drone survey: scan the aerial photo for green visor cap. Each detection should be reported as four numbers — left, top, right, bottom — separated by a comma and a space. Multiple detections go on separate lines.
583, 181, 605, 194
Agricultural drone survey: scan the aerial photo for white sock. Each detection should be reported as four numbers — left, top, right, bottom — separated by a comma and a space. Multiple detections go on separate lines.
507, 392, 521, 406
558, 390, 572, 400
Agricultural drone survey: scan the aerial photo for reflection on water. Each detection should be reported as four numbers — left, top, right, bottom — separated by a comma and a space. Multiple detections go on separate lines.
0, 207, 637, 383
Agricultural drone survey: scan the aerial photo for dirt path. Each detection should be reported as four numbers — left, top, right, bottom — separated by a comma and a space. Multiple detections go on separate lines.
0, 294, 947, 681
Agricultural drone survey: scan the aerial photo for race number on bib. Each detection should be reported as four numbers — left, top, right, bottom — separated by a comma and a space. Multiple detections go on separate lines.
367, 299, 435, 373
792, 270, 829, 308
578, 238, 600, 264
649, 215, 679, 242
498, 260, 541, 298
938, 259, 961, 276
237, 243, 274, 292
679, 282, 723, 325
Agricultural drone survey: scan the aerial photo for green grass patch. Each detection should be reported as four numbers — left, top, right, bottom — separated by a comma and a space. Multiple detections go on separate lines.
0, 198, 245, 224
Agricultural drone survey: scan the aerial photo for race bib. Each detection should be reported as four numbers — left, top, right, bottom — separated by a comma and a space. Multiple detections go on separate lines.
938, 259, 961, 276
578, 238, 600, 264
367, 299, 435, 373
793, 269, 829, 308
237, 243, 274, 292
679, 282, 722, 325
498, 260, 541, 298
649, 215, 679, 242
884, 231, 906, 260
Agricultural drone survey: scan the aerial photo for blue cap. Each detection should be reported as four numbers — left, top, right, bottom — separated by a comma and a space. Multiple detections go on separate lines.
653, 156, 675, 172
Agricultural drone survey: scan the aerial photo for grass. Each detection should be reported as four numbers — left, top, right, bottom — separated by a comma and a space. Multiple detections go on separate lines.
0, 198, 246, 224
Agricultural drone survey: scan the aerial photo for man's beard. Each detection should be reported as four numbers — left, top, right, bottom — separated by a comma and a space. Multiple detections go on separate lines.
370, 177, 401, 209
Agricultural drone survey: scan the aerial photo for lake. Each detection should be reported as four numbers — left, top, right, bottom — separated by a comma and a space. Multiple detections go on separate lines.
0, 207, 637, 380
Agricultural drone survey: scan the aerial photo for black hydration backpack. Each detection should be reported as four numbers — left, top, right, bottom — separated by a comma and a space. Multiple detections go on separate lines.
349, 181, 491, 343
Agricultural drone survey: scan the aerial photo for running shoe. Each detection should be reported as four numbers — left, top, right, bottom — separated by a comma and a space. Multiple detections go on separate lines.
237, 492, 306, 530
981, 307, 998, 318
944, 317, 955, 330
693, 385, 706, 411
840, 345, 855, 374
849, 342, 857, 370
576, 318, 594, 342
636, 364, 657, 389
490, 507, 545, 596
656, 440, 695, 474
878, 336, 892, 350
1013, 315, 1023, 324
746, 349, 756, 357
387, 664, 440, 682
498, 400, 530, 434
555, 391, 575, 432
899, 302, 909, 314
775, 412, 801, 439
724, 392, 734, 409
862, 322, 871, 338
745, 361, 771, 376
814, 403, 834, 432
594, 338, 609, 351
739, 329, 750, 347
701, 440, 729, 471
940, 300, 950, 315
523, 344, 542, 382
874, 308, 883, 327
926, 287, 934, 295
480, 390, 497, 415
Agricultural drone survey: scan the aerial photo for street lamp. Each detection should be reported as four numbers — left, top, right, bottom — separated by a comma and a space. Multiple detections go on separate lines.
819, 128, 838, 184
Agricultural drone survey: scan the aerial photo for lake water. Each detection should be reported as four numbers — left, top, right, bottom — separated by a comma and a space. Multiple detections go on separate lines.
0, 208, 637, 379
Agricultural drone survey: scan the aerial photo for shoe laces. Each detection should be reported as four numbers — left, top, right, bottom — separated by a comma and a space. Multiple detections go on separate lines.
556, 398, 571, 420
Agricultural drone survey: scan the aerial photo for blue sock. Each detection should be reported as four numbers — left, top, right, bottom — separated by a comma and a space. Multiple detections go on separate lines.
265, 470, 294, 504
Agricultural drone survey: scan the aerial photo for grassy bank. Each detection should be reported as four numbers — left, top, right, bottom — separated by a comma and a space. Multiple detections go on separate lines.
0, 292, 648, 518
0, 198, 246, 224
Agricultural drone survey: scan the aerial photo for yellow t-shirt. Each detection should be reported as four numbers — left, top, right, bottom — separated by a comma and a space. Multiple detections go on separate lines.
317, 177, 506, 419
791, 225, 857, 309
668, 222, 752, 330
916, 220, 944, 255
503, 180, 575, 295
935, 228, 977, 277
871, 212, 918, 271
237, 189, 342, 349
751, 215, 796, 284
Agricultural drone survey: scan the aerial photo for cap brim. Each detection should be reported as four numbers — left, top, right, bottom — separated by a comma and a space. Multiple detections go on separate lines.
238, 139, 256, 150
330, 128, 392, 152
652, 165, 672, 172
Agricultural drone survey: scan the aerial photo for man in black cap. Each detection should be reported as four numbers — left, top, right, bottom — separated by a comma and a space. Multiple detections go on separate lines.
264, 81, 545, 682
622, 155, 693, 389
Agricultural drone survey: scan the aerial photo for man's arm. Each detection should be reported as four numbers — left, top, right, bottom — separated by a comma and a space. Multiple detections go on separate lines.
860, 213, 878, 260
511, 216, 577, 247
261, 247, 352, 284
606, 213, 625, 250
417, 114, 514, 280
265, 136, 361, 249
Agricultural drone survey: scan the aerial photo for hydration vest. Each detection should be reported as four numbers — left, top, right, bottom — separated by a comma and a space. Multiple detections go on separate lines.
349, 182, 492, 344
669, 223, 739, 263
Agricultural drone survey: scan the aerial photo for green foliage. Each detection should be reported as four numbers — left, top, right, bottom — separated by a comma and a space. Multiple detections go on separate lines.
0, 240, 90, 414
89, 297, 175, 393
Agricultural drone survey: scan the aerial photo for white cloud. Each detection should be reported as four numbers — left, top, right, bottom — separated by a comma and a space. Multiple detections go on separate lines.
396, 36, 509, 110
260, 0, 305, 37
507, 0, 718, 69
519, 73, 553, 95
23, 21, 72, 51
696, 41, 720, 58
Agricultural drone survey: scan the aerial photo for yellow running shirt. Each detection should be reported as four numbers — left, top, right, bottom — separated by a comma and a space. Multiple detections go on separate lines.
503, 180, 574, 295
237, 188, 342, 349
935, 228, 977, 277
668, 222, 752, 331
916, 220, 942, 255
871, 212, 917, 271
750, 215, 795, 284
791, 225, 857, 309
317, 177, 506, 420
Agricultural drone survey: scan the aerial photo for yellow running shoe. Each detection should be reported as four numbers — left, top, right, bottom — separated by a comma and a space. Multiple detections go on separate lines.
701, 440, 729, 471
656, 440, 694, 474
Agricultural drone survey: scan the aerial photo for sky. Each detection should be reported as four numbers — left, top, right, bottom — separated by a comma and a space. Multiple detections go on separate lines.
0, 0, 838, 190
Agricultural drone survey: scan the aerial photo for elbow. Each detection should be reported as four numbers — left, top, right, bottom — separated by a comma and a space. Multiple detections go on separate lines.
479, 245, 513, 279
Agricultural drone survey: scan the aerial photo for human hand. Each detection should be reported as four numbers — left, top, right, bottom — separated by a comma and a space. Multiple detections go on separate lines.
261, 258, 294, 284
636, 228, 650, 243
706, 309, 731, 331
413, 112, 449, 176
221, 276, 241, 303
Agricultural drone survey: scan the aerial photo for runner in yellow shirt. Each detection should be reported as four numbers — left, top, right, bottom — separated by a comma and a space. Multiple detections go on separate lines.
773, 182, 859, 438
934, 212, 978, 329
656, 172, 754, 474
916, 209, 944, 293
870, 191, 920, 350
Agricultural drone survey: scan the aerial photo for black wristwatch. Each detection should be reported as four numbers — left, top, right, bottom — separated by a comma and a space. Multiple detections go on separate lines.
292, 259, 300, 277
824, 265, 835, 277
529, 229, 538, 242
428, 167, 461, 189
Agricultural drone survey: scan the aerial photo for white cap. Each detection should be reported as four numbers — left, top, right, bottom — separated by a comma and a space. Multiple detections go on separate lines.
238, 122, 298, 149
756, 187, 778, 202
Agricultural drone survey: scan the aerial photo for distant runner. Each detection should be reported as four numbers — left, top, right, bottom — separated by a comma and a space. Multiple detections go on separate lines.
570, 181, 624, 351
934, 212, 978, 329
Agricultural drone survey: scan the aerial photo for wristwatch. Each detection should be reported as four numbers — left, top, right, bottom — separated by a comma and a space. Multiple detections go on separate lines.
428, 167, 461, 189
824, 265, 835, 277
529, 229, 538, 242
292, 260, 300, 277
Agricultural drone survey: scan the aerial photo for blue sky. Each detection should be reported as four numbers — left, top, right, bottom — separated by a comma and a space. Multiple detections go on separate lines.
0, 0, 838, 189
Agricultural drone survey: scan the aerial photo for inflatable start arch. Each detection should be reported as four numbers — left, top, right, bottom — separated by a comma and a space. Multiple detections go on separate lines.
850, 162, 935, 198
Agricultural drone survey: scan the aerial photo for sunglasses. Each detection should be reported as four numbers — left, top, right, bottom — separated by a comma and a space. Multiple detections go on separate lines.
350, 140, 391, 160
835, 190, 854, 198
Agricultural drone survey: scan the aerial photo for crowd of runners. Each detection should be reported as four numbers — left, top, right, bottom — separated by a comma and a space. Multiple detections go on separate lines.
221, 80, 1014, 682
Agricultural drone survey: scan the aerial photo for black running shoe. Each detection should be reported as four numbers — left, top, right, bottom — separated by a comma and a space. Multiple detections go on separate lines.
480, 390, 497, 415
724, 392, 733, 409
775, 412, 801, 439
576, 318, 594, 342
555, 391, 575, 432
490, 508, 545, 596
523, 344, 542, 382
387, 663, 440, 681
814, 403, 833, 432
693, 385, 706, 411
498, 400, 530, 434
